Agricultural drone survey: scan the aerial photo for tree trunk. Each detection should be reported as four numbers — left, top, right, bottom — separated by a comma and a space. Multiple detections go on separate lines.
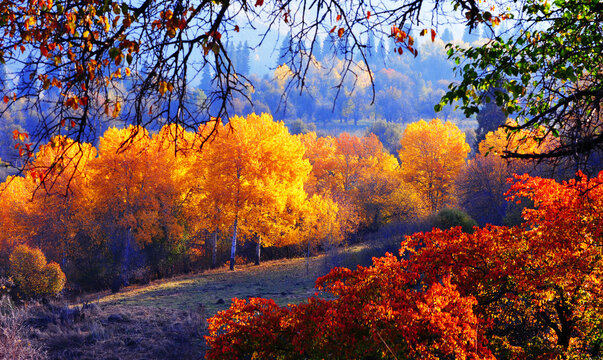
121, 227, 132, 287
211, 228, 218, 269
306, 240, 310, 275
230, 216, 238, 271
255, 236, 261, 266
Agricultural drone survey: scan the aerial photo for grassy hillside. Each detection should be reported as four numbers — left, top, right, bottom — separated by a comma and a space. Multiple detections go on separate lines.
6, 253, 344, 360
89, 255, 330, 316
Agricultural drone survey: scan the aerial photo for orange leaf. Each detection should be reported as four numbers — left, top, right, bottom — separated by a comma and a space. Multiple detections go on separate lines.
336, 14, 342, 21
3, 96, 8, 104
431, 29, 436, 42
420, 29, 427, 36
330, 26, 336, 33
338, 28, 344, 38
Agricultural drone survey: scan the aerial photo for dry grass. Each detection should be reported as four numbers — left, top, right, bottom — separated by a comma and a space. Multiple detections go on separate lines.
22, 301, 206, 360
87, 254, 330, 316
13, 252, 356, 359
0, 296, 47, 360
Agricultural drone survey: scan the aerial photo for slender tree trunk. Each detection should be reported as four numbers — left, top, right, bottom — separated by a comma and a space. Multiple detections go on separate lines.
211, 228, 218, 269
255, 236, 261, 266
230, 216, 238, 271
122, 227, 132, 286
306, 240, 310, 276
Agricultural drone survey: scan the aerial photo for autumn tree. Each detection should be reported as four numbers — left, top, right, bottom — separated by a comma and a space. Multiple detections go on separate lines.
399, 118, 470, 212
197, 113, 311, 270
206, 258, 493, 360
455, 124, 552, 225
293, 194, 342, 273
0, 175, 35, 268
404, 172, 603, 358
84, 126, 186, 288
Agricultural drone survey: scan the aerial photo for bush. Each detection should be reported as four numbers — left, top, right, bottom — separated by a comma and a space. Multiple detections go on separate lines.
9, 245, 66, 299
428, 207, 477, 233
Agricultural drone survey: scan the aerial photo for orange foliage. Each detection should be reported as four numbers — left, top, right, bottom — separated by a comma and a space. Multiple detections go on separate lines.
301, 131, 421, 231
207, 254, 491, 360
404, 172, 603, 358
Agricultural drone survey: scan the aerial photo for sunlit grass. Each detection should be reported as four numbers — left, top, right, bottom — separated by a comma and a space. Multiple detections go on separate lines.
89, 255, 330, 316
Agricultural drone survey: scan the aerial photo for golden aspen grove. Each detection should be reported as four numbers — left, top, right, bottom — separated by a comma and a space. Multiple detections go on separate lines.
0, 113, 431, 292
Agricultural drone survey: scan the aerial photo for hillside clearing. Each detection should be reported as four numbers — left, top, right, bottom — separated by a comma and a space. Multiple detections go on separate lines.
83, 253, 333, 316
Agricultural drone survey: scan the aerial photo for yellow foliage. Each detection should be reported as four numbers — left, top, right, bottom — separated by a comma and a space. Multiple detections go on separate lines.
274, 64, 293, 90
9, 244, 66, 298
478, 120, 550, 157
399, 118, 470, 213
191, 113, 311, 249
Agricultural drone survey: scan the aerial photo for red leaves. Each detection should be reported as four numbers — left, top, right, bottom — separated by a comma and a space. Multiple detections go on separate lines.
205, 171, 603, 360
12, 129, 29, 141
206, 254, 489, 360
255, 0, 263, 6
390, 25, 418, 57
337, 27, 344, 38
403, 172, 603, 358
366, 11, 371, 19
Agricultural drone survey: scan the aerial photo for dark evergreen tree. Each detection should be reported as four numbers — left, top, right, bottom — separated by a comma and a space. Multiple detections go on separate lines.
440, 28, 454, 43
237, 41, 251, 75
377, 40, 387, 64
277, 32, 294, 67
200, 65, 213, 93
366, 31, 376, 60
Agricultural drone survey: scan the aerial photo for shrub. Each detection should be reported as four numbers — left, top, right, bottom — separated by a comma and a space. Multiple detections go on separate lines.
206, 255, 491, 360
428, 207, 477, 233
9, 245, 66, 299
